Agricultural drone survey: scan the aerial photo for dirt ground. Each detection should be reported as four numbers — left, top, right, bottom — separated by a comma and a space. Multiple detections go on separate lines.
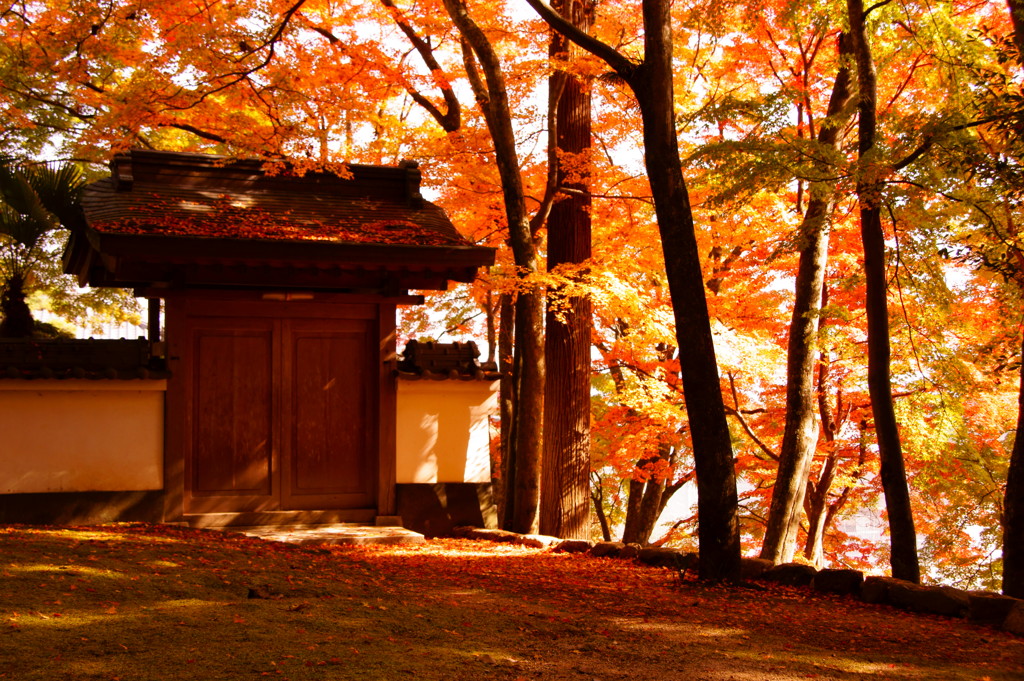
1, 524, 1022, 680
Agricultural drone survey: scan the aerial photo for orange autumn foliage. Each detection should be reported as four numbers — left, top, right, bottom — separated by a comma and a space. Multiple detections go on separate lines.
1, 0, 1021, 586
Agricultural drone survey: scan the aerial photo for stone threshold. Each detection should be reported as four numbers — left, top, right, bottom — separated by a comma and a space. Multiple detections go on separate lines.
230, 523, 426, 546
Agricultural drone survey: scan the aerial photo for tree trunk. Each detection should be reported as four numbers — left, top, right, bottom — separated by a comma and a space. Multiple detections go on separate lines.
1002, 0, 1024, 605
803, 484, 828, 567
848, 0, 920, 583
621, 445, 687, 545
1003, 328, 1024, 597
632, 0, 740, 581
498, 292, 516, 528
590, 472, 613, 541
540, 0, 594, 540
0, 273, 35, 338
443, 0, 544, 534
527, 0, 740, 580
511, 292, 545, 534
622, 479, 664, 546
621, 478, 646, 544
1008, 0, 1024, 58
760, 34, 853, 564
803, 359, 839, 566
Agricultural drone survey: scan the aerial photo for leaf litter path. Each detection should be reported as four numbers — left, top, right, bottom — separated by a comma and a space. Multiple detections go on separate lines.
1, 524, 1021, 681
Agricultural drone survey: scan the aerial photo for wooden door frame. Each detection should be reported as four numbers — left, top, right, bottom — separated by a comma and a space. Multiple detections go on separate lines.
161, 290, 399, 526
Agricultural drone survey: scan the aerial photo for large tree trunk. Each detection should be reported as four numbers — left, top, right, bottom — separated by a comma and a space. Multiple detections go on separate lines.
443, 0, 544, 534
848, 0, 920, 583
760, 34, 853, 564
540, 0, 594, 540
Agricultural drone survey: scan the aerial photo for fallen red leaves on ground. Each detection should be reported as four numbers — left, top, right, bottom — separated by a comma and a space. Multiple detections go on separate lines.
2, 524, 1022, 681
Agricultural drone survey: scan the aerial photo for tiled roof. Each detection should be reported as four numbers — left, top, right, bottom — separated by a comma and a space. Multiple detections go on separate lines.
82, 151, 468, 248
0, 339, 167, 380
65, 150, 494, 292
397, 341, 500, 381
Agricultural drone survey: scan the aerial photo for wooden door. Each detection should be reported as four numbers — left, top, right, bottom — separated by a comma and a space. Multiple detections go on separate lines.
282, 318, 376, 509
180, 302, 378, 516
186, 319, 278, 514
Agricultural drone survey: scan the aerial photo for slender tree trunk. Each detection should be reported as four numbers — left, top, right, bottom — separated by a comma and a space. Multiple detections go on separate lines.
444, 0, 544, 534
499, 292, 516, 528
622, 479, 665, 546
590, 473, 613, 541
802, 355, 839, 565
621, 478, 646, 544
802, 449, 852, 567
511, 293, 545, 534
621, 445, 688, 545
1003, 327, 1024, 597
485, 289, 497, 365
540, 0, 594, 540
632, 0, 739, 581
848, 0, 920, 583
761, 35, 853, 564
803, 486, 829, 567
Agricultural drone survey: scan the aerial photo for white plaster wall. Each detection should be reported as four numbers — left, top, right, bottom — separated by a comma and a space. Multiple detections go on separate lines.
0, 380, 165, 494
396, 380, 497, 484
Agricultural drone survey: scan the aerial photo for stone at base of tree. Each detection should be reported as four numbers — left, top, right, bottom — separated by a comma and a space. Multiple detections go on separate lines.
1002, 601, 1024, 636
888, 582, 970, 618
449, 527, 559, 548
590, 542, 625, 558
520, 534, 561, 548
812, 569, 864, 595
451, 527, 517, 542
740, 558, 774, 580
860, 575, 905, 604
618, 543, 642, 560
452, 528, 512, 540
762, 562, 818, 587
968, 592, 1021, 625
637, 547, 689, 568
554, 539, 593, 553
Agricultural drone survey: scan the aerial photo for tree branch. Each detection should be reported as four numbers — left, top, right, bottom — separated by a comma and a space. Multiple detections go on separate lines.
162, 0, 307, 111
528, 71, 567, 235
727, 372, 779, 462
378, 0, 462, 132
522, 0, 638, 78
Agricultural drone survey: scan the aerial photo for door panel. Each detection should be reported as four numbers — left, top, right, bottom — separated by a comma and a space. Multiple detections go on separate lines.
283, 320, 376, 509
187, 323, 276, 513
